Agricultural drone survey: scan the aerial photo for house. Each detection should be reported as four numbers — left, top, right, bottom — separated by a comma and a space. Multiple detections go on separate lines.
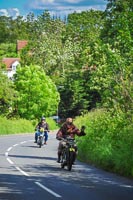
1, 40, 28, 78
17, 40, 28, 52
2, 58, 20, 79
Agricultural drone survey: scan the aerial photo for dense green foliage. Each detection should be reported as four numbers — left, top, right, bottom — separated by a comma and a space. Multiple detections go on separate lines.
14, 64, 60, 119
0, 70, 16, 115
0, 116, 34, 134
0, 0, 132, 177
75, 110, 133, 177
0, 117, 58, 135
0, 43, 18, 59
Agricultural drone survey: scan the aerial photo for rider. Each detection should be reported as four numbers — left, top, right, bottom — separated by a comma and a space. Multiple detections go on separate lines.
56, 117, 86, 163
34, 117, 50, 144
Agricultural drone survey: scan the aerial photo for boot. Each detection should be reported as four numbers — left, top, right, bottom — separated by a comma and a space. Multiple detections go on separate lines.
72, 153, 76, 165
57, 152, 61, 163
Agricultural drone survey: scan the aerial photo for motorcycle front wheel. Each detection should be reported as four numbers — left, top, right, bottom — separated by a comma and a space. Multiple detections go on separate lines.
38, 137, 43, 148
67, 151, 75, 171
39, 142, 42, 148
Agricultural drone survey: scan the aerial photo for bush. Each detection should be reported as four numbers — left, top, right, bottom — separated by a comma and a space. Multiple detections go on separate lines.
75, 109, 133, 177
0, 117, 59, 135
0, 117, 34, 135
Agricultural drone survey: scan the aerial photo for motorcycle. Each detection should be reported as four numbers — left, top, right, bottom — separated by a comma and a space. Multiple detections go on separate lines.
60, 136, 76, 171
37, 128, 46, 148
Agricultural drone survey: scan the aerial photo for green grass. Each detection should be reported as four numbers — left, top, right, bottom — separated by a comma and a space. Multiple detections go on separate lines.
74, 109, 133, 177
0, 117, 34, 135
0, 117, 59, 135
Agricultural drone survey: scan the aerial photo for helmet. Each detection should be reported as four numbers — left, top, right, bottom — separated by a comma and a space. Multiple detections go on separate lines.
66, 118, 73, 123
41, 117, 45, 121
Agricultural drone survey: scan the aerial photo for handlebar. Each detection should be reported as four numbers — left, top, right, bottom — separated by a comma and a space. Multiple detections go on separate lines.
35, 128, 50, 132
56, 136, 75, 141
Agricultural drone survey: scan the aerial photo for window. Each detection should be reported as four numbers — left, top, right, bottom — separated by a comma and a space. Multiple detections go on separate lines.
12, 65, 16, 71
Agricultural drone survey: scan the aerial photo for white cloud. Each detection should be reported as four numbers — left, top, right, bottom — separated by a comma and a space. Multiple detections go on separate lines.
0, 0, 107, 19
64, 0, 82, 3
0, 9, 9, 17
33, 0, 55, 6
41, 0, 54, 2
0, 8, 20, 18
49, 3, 106, 13
29, 0, 106, 11
49, 4, 106, 18
9, 8, 20, 17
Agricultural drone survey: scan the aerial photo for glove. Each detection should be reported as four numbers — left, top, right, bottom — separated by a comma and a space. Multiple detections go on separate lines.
80, 131, 86, 136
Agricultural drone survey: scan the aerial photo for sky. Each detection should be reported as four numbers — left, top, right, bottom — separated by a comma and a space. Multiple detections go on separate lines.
0, 0, 107, 18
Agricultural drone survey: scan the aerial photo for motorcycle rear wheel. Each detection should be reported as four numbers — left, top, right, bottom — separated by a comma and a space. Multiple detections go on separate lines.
38, 138, 42, 148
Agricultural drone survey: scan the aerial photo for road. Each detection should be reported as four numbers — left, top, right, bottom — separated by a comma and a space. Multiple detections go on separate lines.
0, 132, 133, 200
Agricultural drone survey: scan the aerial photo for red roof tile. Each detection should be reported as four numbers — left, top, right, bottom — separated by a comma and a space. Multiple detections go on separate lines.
17, 40, 28, 51
2, 58, 20, 70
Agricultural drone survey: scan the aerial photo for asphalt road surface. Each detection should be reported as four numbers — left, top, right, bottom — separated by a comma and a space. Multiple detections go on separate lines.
0, 132, 133, 200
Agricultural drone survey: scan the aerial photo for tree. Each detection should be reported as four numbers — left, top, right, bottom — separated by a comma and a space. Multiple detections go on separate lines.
0, 69, 16, 116
21, 10, 104, 118
79, 0, 132, 117
14, 64, 60, 119
101, 0, 133, 57
0, 43, 18, 59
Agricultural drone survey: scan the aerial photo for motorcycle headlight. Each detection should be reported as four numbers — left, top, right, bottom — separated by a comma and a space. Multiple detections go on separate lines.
62, 141, 66, 146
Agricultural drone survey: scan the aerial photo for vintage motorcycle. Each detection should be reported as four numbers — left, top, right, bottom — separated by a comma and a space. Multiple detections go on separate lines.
37, 128, 45, 148
60, 136, 77, 171
57, 125, 86, 171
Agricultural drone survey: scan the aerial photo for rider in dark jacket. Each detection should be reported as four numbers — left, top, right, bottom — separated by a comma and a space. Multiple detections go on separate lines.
34, 117, 50, 144
56, 117, 86, 163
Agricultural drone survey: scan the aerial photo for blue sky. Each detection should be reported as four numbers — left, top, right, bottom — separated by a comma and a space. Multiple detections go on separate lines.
0, 0, 107, 18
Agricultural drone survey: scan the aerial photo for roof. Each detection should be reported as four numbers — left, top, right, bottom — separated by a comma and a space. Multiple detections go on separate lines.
17, 40, 28, 51
2, 58, 20, 70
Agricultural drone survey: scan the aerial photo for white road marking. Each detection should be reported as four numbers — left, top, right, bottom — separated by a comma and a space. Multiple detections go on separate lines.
15, 166, 30, 176
5, 152, 8, 156
13, 144, 19, 147
20, 141, 27, 144
4, 135, 133, 197
5, 137, 62, 198
7, 147, 12, 151
35, 182, 62, 198
120, 184, 133, 188
6, 157, 14, 164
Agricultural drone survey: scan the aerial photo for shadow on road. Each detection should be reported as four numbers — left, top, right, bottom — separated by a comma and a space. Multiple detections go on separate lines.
0, 173, 53, 200
9, 154, 57, 161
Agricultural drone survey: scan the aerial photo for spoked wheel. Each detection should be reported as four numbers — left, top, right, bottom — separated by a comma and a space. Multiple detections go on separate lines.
61, 151, 67, 169
38, 137, 43, 148
39, 142, 42, 148
67, 151, 75, 171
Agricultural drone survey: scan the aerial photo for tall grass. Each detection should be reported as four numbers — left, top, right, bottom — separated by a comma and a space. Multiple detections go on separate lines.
0, 117, 34, 135
75, 109, 133, 177
0, 117, 58, 135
